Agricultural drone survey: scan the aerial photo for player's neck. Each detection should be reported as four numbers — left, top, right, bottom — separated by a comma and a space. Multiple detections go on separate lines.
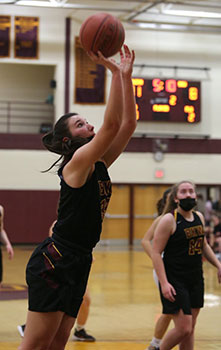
178, 207, 194, 221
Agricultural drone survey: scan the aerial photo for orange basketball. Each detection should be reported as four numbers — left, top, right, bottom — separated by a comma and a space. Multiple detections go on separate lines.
79, 12, 125, 58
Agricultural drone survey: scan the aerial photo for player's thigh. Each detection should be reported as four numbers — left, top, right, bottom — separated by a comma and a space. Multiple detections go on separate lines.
191, 308, 200, 329
19, 310, 64, 350
173, 309, 192, 335
49, 313, 76, 349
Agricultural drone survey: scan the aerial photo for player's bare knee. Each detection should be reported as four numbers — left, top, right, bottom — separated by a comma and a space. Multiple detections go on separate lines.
175, 322, 191, 339
181, 324, 192, 338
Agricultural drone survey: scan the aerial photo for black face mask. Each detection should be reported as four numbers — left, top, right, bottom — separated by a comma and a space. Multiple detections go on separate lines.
179, 198, 197, 211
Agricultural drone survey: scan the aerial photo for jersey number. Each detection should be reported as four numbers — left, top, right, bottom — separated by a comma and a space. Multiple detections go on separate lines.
189, 237, 203, 255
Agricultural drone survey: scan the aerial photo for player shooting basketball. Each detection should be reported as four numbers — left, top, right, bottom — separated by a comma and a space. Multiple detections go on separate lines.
19, 44, 136, 350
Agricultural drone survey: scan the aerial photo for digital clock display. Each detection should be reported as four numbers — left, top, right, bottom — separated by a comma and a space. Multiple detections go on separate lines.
132, 78, 201, 123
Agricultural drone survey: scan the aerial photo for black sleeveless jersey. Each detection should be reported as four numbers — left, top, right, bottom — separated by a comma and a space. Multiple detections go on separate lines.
52, 161, 112, 252
163, 210, 204, 280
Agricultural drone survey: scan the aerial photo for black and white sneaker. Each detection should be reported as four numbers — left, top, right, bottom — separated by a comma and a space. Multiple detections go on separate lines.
17, 324, 25, 337
73, 328, 96, 342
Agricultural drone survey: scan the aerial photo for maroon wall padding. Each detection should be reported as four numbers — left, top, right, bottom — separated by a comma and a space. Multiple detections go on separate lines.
0, 190, 59, 244
125, 137, 221, 154
0, 133, 44, 150
2, 133, 221, 154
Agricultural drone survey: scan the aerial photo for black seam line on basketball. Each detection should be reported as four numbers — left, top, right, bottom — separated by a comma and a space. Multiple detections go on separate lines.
80, 16, 92, 47
80, 18, 90, 47
117, 26, 124, 47
109, 21, 122, 56
91, 14, 110, 53
107, 20, 118, 56
115, 26, 124, 54
107, 20, 124, 57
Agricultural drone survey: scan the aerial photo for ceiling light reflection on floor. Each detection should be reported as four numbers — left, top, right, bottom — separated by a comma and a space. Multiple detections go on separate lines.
204, 293, 221, 307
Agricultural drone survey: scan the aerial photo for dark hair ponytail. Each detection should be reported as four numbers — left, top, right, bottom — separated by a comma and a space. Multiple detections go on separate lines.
42, 112, 91, 172
42, 113, 76, 154
162, 190, 177, 215
156, 187, 172, 215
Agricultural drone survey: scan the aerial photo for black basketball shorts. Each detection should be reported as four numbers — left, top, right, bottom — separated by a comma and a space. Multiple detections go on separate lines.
26, 237, 92, 318
159, 274, 204, 315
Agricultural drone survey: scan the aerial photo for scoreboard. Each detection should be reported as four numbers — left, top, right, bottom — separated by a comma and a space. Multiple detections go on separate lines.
132, 78, 201, 123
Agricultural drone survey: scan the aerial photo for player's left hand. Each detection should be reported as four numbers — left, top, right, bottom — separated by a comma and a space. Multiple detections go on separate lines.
6, 243, 14, 259
119, 44, 135, 77
87, 50, 119, 73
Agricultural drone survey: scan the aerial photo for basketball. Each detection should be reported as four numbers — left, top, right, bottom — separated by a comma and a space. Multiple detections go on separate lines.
79, 12, 125, 58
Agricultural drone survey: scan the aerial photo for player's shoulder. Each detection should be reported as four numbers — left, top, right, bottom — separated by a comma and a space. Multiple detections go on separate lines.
195, 210, 205, 224
161, 212, 176, 225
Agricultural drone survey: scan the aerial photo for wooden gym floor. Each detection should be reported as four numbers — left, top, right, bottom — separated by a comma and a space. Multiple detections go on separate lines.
0, 244, 221, 350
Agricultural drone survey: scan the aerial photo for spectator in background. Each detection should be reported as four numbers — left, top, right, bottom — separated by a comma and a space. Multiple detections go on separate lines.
0, 205, 14, 287
212, 197, 221, 214
204, 197, 214, 247
212, 215, 221, 261
205, 196, 213, 227
195, 193, 204, 215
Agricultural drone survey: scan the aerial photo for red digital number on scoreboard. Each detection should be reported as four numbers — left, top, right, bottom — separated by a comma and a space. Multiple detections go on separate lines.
132, 78, 201, 123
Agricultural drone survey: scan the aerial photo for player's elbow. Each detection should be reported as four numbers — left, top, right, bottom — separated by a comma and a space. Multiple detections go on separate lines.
127, 118, 137, 131
103, 119, 120, 136
121, 119, 137, 136
108, 120, 121, 135
141, 237, 147, 249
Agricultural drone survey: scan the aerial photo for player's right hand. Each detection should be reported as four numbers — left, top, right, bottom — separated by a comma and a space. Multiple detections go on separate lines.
161, 281, 176, 302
